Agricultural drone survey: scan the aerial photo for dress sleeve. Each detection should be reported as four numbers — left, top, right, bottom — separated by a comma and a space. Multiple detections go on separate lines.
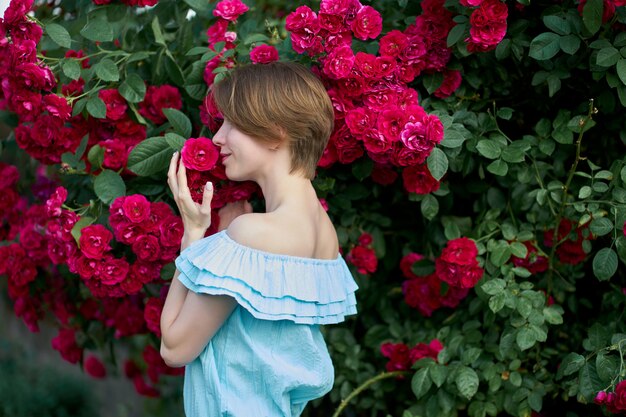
174, 231, 358, 325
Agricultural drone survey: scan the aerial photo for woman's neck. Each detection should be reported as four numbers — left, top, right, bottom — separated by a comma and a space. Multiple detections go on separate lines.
257, 173, 315, 213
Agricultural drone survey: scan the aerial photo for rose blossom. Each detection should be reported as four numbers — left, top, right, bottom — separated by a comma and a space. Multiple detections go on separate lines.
322, 44, 355, 79
79, 224, 114, 259
139, 84, 183, 125
85, 355, 107, 379
346, 245, 377, 274
351, 6, 382, 40
379, 30, 409, 57
435, 237, 484, 288
43, 94, 72, 120
51, 328, 83, 364
402, 164, 440, 194
122, 194, 151, 223
144, 297, 164, 337
213, 0, 249, 22
380, 342, 412, 371
249, 44, 279, 64
434, 69, 462, 99
285, 6, 318, 32
181, 137, 220, 171
98, 89, 127, 121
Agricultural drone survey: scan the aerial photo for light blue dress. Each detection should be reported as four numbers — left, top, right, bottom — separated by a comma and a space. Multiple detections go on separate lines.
174, 230, 358, 417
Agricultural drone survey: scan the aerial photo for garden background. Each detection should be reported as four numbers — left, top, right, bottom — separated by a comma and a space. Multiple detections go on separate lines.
1, 0, 626, 416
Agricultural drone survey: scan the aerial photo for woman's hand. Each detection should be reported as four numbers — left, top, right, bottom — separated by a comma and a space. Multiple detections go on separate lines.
167, 151, 213, 236
217, 200, 253, 232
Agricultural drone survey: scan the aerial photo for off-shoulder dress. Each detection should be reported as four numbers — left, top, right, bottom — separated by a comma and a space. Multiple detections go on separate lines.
174, 230, 358, 417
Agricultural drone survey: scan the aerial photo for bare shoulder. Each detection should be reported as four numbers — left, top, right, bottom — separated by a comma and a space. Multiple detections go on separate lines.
225, 213, 272, 249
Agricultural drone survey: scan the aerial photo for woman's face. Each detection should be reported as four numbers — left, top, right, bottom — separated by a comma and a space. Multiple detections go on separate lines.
212, 119, 274, 181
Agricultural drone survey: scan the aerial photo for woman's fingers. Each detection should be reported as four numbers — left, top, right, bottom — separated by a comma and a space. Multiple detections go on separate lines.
167, 151, 179, 197
176, 154, 191, 202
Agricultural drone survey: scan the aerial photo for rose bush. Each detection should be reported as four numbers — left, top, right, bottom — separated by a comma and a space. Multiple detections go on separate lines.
1, 0, 626, 416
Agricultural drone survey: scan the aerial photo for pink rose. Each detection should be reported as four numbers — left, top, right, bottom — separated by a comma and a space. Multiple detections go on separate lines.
434, 70, 462, 99
402, 274, 442, 317
377, 107, 407, 142
51, 328, 83, 364
98, 89, 127, 121
249, 44, 279, 64
409, 339, 443, 363
351, 5, 382, 40
132, 235, 161, 262
43, 94, 72, 120
206, 19, 229, 45
144, 297, 164, 337
346, 245, 377, 274
182, 137, 220, 171
380, 342, 412, 372
285, 6, 318, 32
213, 0, 249, 22
379, 30, 409, 58
79, 224, 113, 260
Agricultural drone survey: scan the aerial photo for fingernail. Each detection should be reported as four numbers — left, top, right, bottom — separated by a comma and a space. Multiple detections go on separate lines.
172, 151, 177, 158
206, 182, 213, 190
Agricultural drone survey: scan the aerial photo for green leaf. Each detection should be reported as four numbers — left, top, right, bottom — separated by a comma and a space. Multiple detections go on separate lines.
71, 216, 95, 245
501, 146, 525, 163
80, 18, 114, 42
244, 33, 270, 45
152, 17, 167, 47
578, 363, 603, 402
617, 59, 626, 85
456, 367, 479, 400
516, 327, 537, 350
490, 245, 511, 267
352, 158, 374, 181
557, 353, 585, 379
183, 0, 211, 12
94, 58, 119, 82
583, 0, 603, 35
447, 23, 467, 47
578, 185, 592, 199
165, 54, 186, 86
476, 140, 501, 159
421, 194, 439, 221
164, 132, 186, 150
529, 32, 561, 60
429, 365, 448, 388
46, 23, 72, 49
590, 218, 613, 236
584, 323, 611, 351
163, 108, 193, 138
488, 292, 506, 313
482, 279, 506, 295
441, 129, 467, 148
510, 242, 528, 258
560, 34, 581, 55
86, 96, 107, 119
543, 305, 564, 325
596, 47, 621, 67
127, 136, 172, 176
411, 368, 432, 399
543, 15, 571, 35
88, 144, 104, 169
427, 148, 448, 181
486, 159, 508, 176
186, 46, 209, 56
61, 59, 81, 81
596, 351, 618, 382
593, 248, 618, 281
118, 73, 146, 103
93, 169, 126, 205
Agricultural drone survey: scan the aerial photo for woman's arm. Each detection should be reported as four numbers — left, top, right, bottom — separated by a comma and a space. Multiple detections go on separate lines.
159, 230, 237, 368
159, 152, 239, 367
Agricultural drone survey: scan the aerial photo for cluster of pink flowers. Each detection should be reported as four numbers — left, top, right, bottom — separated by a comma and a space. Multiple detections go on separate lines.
346, 232, 378, 274
402, 237, 483, 316
595, 381, 626, 414
380, 339, 444, 372
92, 0, 157, 6
463, 0, 509, 53
284, 0, 454, 194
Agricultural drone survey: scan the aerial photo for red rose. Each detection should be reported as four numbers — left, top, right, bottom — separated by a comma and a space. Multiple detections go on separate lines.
79, 224, 113, 259
435, 237, 484, 288
351, 6, 382, 40
98, 89, 127, 121
0, 162, 20, 190
511, 241, 548, 274
379, 30, 409, 58
207, 18, 228, 45
345, 107, 374, 136
139, 85, 183, 125
213, 0, 249, 22
285, 6, 318, 32
400, 252, 424, 279
434, 69, 462, 99
85, 355, 107, 379
402, 274, 443, 317
122, 194, 151, 223
409, 339, 443, 363
377, 107, 407, 142
354, 51, 379, 78
132, 235, 161, 262
380, 342, 412, 371
322, 44, 355, 79
182, 137, 220, 171
346, 245, 378, 274
144, 297, 164, 337
42, 94, 72, 120
51, 328, 83, 364
249, 44, 279, 64
402, 164, 440, 194
97, 256, 130, 286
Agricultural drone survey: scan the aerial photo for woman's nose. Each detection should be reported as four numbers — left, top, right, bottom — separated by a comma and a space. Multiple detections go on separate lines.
212, 126, 224, 146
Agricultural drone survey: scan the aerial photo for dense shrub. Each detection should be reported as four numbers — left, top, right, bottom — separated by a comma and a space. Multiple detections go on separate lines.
1, 0, 626, 416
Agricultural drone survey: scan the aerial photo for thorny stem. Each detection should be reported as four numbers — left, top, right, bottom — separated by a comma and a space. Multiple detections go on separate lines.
547, 99, 596, 296
332, 371, 408, 417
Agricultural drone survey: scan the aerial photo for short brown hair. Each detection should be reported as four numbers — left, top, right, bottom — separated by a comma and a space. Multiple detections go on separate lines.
210, 61, 334, 179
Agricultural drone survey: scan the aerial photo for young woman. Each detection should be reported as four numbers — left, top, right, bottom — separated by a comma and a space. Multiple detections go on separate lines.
160, 61, 358, 417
